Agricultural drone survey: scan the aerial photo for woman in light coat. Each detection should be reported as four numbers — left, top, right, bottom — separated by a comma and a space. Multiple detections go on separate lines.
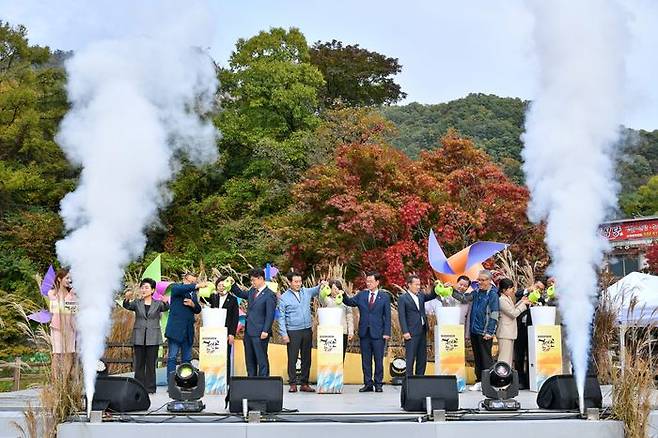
320, 280, 354, 360
496, 278, 530, 366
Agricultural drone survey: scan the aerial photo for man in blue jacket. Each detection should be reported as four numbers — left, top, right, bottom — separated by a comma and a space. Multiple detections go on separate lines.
398, 274, 438, 376
453, 270, 499, 391
230, 268, 277, 376
165, 273, 204, 378
278, 272, 327, 392
343, 272, 391, 392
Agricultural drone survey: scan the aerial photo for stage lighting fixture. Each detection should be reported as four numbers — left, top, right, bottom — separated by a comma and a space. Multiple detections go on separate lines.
167, 363, 206, 413
390, 357, 406, 385
481, 361, 520, 411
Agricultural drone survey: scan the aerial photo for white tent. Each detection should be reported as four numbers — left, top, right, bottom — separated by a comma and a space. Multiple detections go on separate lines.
606, 271, 658, 325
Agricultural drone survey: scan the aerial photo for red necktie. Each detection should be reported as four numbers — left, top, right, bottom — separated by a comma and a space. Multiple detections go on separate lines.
368, 292, 375, 309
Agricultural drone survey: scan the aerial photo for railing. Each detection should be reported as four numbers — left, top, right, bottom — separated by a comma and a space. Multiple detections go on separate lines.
0, 358, 49, 391
101, 342, 201, 370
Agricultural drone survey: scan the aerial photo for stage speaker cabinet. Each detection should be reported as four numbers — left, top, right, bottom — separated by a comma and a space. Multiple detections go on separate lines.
228, 376, 283, 413
92, 376, 151, 412
536, 374, 602, 410
401, 375, 459, 412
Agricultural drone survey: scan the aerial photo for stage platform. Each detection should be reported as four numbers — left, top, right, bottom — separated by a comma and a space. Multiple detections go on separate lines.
0, 384, 647, 438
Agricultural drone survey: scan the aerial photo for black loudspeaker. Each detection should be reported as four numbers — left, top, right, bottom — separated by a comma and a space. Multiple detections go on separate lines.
228, 376, 283, 413
92, 376, 151, 412
400, 375, 459, 411
537, 375, 602, 410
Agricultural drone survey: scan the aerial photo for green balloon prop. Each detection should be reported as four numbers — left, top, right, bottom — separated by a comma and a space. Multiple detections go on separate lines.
320, 285, 331, 299
197, 283, 216, 298
546, 285, 556, 299
434, 282, 453, 298
528, 289, 541, 304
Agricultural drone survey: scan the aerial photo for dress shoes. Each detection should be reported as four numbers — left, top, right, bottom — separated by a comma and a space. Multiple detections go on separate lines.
300, 384, 316, 392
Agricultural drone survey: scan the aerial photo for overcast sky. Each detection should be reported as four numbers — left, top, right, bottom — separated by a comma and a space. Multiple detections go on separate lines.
2, 0, 657, 130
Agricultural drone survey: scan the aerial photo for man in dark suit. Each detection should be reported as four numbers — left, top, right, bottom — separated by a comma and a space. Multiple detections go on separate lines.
165, 273, 203, 378
343, 272, 391, 392
204, 277, 240, 378
230, 268, 277, 376
398, 274, 438, 376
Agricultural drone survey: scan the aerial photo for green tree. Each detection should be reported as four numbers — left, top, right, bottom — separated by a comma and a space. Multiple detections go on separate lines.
0, 21, 73, 292
159, 28, 325, 268
0, 22, 73, 357
620, 175, 658, 217
219, 27, 324, 147
380, 94, 527, 162
310, 40, 406, 108
380, 94, 658, 202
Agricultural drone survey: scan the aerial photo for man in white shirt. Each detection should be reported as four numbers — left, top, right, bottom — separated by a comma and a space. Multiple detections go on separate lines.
397, 275, 438, 376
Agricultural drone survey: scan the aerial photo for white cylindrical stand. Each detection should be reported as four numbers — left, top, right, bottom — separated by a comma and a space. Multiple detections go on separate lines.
434, 307, 466, 392
528, 308, 563, 392
318, 307, 342, 326
201, 308, 227, 328
316, 309, 344, 393
530, 307, 556, 326
437, 307, 461, 325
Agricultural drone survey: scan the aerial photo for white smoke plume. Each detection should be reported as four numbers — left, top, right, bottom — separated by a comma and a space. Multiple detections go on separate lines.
522, 0, 628, 408
54, 2, 218, 412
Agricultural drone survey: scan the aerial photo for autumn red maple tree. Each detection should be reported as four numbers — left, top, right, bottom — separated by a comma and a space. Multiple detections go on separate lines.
283, 127, 546, 288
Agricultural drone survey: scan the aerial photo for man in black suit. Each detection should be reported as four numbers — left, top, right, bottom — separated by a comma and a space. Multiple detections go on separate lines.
398, 274, 438, 376
343, 272, 391, 392
230, 269, 277, 376
204, 276, 240, 378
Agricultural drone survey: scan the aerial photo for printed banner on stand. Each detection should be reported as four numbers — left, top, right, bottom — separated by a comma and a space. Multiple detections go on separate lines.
199, 326, 227, 395
529, 325, 563, 392
317, 325, 343, 394
435, 324, 466, 392
49, 299, 79, 314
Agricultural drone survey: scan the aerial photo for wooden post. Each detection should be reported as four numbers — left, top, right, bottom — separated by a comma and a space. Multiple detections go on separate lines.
13, 358, 21, 391
619, 324, 626, 370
